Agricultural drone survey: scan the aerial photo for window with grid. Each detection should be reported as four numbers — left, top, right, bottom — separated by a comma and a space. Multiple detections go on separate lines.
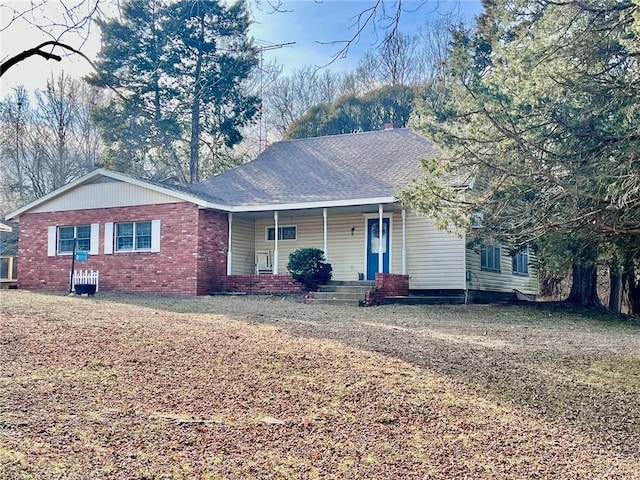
57, 225, 91, 254
480, 244, 501, 272
512, 247, 529, 276
115, 221, 152, 251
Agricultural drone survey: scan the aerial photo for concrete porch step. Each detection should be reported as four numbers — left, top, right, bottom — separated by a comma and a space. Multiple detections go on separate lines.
308, 291, 367, 301
306, 281, 376, 306
323, 280, 376, 288
317, 285, 373, 294
304, 297, 363, 306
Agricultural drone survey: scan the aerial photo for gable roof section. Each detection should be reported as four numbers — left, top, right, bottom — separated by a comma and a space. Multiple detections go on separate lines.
5, 168, 230, 221
189, 129, 438, 209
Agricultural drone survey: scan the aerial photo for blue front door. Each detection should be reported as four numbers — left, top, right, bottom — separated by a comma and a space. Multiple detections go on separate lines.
366, 218, 389, 280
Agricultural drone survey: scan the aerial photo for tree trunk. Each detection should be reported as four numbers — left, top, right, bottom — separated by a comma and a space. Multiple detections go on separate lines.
626, 259, 640, 317
566, 263, 602, 307
608, 260, 623, 314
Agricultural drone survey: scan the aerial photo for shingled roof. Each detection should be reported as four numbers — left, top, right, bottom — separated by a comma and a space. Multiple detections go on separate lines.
189, 128, 438, 207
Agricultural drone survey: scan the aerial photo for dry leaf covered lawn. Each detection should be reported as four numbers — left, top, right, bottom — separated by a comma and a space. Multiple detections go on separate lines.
1, 291, 639, 479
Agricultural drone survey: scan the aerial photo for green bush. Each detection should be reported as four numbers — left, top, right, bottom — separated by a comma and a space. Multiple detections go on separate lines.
287, 248, 332, 292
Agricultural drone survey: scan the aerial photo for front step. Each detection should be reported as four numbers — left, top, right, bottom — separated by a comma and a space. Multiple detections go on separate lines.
305, 281, 375, 306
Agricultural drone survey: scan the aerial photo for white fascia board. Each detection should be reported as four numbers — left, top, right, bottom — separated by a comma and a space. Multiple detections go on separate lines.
5, 168, 230, 220
228, 196, 398, 213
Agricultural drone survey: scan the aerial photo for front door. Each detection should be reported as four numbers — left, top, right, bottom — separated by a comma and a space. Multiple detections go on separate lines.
366, 218, 389, 280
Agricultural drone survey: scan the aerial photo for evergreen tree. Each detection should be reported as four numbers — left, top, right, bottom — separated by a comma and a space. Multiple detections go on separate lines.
399, 0, 640, 309
88, 0, 259, 183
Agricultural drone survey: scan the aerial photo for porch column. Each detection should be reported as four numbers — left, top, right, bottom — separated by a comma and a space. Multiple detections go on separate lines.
273, 210, 279, 274
402, 209, 407, 275
227, 212, 233, 275
378, 203, 384, 275
323, 208, 328, 263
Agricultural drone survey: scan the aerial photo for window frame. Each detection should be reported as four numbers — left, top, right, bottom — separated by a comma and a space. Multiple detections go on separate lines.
512, 247, 530, 276
471, 212, 483, 229
57, 225, 91, 254
480, 244, 501, 272
266, 225, 297, 241
114, 221, 153, 252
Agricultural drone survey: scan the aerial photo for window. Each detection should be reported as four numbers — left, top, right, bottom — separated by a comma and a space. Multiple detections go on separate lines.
480, 244, 501, 272
58, 225, 91, 254
115, 221, 152, 251
266, 225, 297, 241
471, 212, 483, 229
512, 247, 529, 276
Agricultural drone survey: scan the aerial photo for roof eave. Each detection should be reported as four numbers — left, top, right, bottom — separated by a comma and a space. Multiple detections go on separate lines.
228, 196, 399, 213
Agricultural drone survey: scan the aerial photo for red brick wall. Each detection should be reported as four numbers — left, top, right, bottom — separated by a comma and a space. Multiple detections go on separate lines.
225, 274, 303, 294
375, 273, 409, 297
196, 209, 229, 295
17, 202, 210, 295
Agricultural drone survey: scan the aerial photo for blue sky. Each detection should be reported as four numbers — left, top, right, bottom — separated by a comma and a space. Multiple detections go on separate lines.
0, 0, 483, 96
251, 0, 484, 73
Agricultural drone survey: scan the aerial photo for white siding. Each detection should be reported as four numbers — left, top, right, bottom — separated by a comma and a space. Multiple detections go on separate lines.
327, 213, 369, 281
31, 181, 184, 213
466, 245, 539, 294
251, 209, 466, 287
255, 215, 325, 275
404, 213, 466, 290
231, 217, 256, 275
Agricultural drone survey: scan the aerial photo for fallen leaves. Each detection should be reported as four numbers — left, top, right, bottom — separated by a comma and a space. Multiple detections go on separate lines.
1, 290, 639, 479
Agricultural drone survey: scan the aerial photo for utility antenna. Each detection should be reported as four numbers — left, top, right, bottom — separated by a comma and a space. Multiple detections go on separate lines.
256, 41, 295, 152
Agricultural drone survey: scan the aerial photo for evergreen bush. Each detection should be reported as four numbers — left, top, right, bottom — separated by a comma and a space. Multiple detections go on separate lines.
287, 248, 332, 292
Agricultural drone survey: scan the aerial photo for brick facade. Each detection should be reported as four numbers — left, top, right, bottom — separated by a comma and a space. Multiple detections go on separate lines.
196, 209, 229, 295
17, 202, 228, 295
375, 273, 409, 297
224, 274, 303, 294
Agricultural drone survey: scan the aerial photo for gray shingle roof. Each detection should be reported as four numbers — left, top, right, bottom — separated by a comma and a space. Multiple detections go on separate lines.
189, 129, 438, 207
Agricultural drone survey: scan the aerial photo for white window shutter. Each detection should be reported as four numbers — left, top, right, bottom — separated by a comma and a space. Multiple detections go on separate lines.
47, 226, 57, 257
104, 222, 114, 254
151, 219, 161, 252
89, 223, 99, 255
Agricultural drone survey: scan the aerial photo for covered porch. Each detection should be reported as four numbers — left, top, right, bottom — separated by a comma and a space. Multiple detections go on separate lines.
223, 201, 410, 287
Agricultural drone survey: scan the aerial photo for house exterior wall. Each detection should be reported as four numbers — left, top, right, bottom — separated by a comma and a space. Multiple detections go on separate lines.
404, 213, 466, 290
254, 212, 367, 281
196, 209, 229, 295
254, 214, 326, 274
465, 245, 539, 295
246, 209, 467, 290
231, 216, 257, 275
225, 274, 302, 294
17, 202, 210, 295
30, 179, 183, 212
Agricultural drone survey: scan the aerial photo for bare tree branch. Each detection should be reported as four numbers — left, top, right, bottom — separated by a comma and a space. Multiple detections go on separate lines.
0, 40, 96, 77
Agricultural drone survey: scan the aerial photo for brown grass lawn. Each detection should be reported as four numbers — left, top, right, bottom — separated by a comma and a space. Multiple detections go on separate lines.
1, 291, 639, 479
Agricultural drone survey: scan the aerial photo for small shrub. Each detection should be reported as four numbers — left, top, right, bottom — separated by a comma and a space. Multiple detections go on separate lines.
287, 248, 332, 292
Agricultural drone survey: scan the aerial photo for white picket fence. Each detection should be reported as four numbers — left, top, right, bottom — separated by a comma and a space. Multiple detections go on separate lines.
71, 269, 99, 292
